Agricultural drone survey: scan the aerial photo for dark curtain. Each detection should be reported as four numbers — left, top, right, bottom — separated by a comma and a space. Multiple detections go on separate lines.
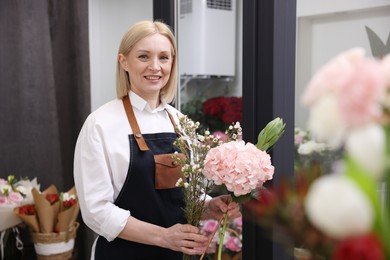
0, 0, 91, 258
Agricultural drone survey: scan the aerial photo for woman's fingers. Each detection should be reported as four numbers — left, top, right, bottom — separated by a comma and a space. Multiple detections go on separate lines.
163, 224, 208, 254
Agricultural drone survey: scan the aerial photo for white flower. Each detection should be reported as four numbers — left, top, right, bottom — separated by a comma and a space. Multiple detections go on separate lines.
305, 174, 373, 239
307, 94, 347, 148
175, 178, 183, 187
345, 123, 386, 179
297, 140, 327, 155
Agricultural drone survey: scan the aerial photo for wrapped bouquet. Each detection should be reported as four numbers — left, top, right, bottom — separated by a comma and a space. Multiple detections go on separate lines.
0, 175, 40, 259
14, 185, 80, 260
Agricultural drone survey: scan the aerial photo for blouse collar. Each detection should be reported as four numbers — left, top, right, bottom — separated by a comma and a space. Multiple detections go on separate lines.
128, 91, 168, 113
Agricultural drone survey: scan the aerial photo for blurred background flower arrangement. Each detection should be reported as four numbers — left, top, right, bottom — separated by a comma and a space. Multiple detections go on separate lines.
0, 175, 40, 259
0, 175, 80, 259
294, 127, 343, 175
181, 95, 242, 134
245, 47, 390, 260
199, 216, 243, 260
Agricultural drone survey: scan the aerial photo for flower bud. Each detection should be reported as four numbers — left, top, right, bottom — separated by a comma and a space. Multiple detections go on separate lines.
256, 117, 286, 151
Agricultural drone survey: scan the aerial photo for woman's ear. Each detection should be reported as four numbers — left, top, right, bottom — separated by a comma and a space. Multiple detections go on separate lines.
118, 54, 128, 71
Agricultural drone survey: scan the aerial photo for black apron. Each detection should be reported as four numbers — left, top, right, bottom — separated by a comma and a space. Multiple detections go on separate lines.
95, 96, 186, 260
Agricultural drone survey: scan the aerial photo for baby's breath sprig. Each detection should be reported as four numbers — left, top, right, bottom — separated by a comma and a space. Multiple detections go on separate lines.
225, 122, 243, 141
173, 115, 215, 228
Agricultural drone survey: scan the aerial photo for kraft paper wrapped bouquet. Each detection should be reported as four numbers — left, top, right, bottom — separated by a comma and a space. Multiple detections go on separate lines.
14, 185, 80, 260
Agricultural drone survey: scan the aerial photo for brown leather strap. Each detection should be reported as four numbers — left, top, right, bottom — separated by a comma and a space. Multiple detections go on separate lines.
122, 95, 149, 151
166, 109, 180, 136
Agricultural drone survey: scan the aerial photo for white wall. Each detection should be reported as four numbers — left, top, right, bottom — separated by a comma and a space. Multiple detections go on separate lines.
89, 0, 153, 111
295, 0, 390, 128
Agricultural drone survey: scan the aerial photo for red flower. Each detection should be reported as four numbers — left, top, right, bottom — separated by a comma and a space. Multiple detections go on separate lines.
63, 198, 76, 209
202, 96, 227, 118
45, 193, 59, 205
221, 97, 242, 124
333, 234, 385, 260
18, 204, 36, 215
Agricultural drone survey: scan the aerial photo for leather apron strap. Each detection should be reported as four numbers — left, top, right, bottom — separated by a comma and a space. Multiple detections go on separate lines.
122, 95, 149, 151
122, 95, 179, 151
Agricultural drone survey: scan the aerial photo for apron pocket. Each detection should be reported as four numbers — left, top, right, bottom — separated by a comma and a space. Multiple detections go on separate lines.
154, 153, 185, 189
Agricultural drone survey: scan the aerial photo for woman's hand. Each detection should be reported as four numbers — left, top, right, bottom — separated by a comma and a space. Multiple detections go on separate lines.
160, 223, 208, 255
202, 195, 241, 220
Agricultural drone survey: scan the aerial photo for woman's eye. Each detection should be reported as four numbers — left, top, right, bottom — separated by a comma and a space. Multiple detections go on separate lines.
138, 55, 148, 60
160, 56, 170, 61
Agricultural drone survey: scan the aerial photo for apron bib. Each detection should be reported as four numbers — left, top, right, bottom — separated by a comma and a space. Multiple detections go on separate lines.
95, 96, 186, 260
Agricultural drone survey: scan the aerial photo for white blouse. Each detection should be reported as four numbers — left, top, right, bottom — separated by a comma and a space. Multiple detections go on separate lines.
73, 91, 181, 242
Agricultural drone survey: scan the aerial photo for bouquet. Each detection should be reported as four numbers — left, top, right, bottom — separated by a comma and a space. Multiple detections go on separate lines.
200, 118, 285, 259
0, 175, 40, 259
173, 114, 285, 260
14, 185, 80, 259
0, 175, 40, 231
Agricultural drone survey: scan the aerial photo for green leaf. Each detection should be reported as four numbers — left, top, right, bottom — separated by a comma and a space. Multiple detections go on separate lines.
344, 155, 390, 257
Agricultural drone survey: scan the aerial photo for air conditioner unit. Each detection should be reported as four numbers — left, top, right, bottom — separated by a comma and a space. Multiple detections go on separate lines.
178, 0, 236, 78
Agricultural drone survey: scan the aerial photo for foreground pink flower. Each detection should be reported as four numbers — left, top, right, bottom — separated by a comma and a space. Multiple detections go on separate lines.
338, 58, 384, 127
301, 48, 366, 106
301, 48, 387, 147
203, 140, 274, 197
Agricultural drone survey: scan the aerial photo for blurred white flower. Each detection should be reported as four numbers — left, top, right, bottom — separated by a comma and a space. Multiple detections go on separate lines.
15, 177, 40, 203
297, 140, 327, 155
345, 123, 386, 179
305, 174, 373, 239
307, 94, 347, 148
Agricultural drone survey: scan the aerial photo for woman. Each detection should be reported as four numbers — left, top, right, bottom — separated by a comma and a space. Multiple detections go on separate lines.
74, 20, 240, 259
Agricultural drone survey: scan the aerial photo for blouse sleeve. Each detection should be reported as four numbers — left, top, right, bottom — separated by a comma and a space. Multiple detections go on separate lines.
73, 114, 130, 241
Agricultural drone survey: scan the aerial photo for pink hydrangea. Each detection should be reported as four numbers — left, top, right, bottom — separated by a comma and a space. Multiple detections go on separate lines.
203, 140, 274, 197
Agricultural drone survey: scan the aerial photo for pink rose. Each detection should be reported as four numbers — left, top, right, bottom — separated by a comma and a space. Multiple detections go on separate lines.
203, 219, 219, 233
225, 236, 242, 252
203, 140, 274, 197
213, 131, 228, 142
233, 216, 243, 230
0, 196, 8, 205
8, 191, 23, 204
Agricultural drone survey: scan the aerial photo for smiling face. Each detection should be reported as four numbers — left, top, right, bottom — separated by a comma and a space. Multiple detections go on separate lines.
119, 33, 173, 107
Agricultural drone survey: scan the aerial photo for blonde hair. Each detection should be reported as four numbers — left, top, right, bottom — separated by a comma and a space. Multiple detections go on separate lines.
116, 20, 177, 103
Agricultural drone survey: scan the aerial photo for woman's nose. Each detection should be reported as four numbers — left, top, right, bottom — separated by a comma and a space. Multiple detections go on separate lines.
148, 58, 161, 71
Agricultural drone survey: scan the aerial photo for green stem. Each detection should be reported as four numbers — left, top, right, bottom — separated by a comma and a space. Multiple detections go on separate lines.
217, 212, 229, 260
384, 125, 390, 259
